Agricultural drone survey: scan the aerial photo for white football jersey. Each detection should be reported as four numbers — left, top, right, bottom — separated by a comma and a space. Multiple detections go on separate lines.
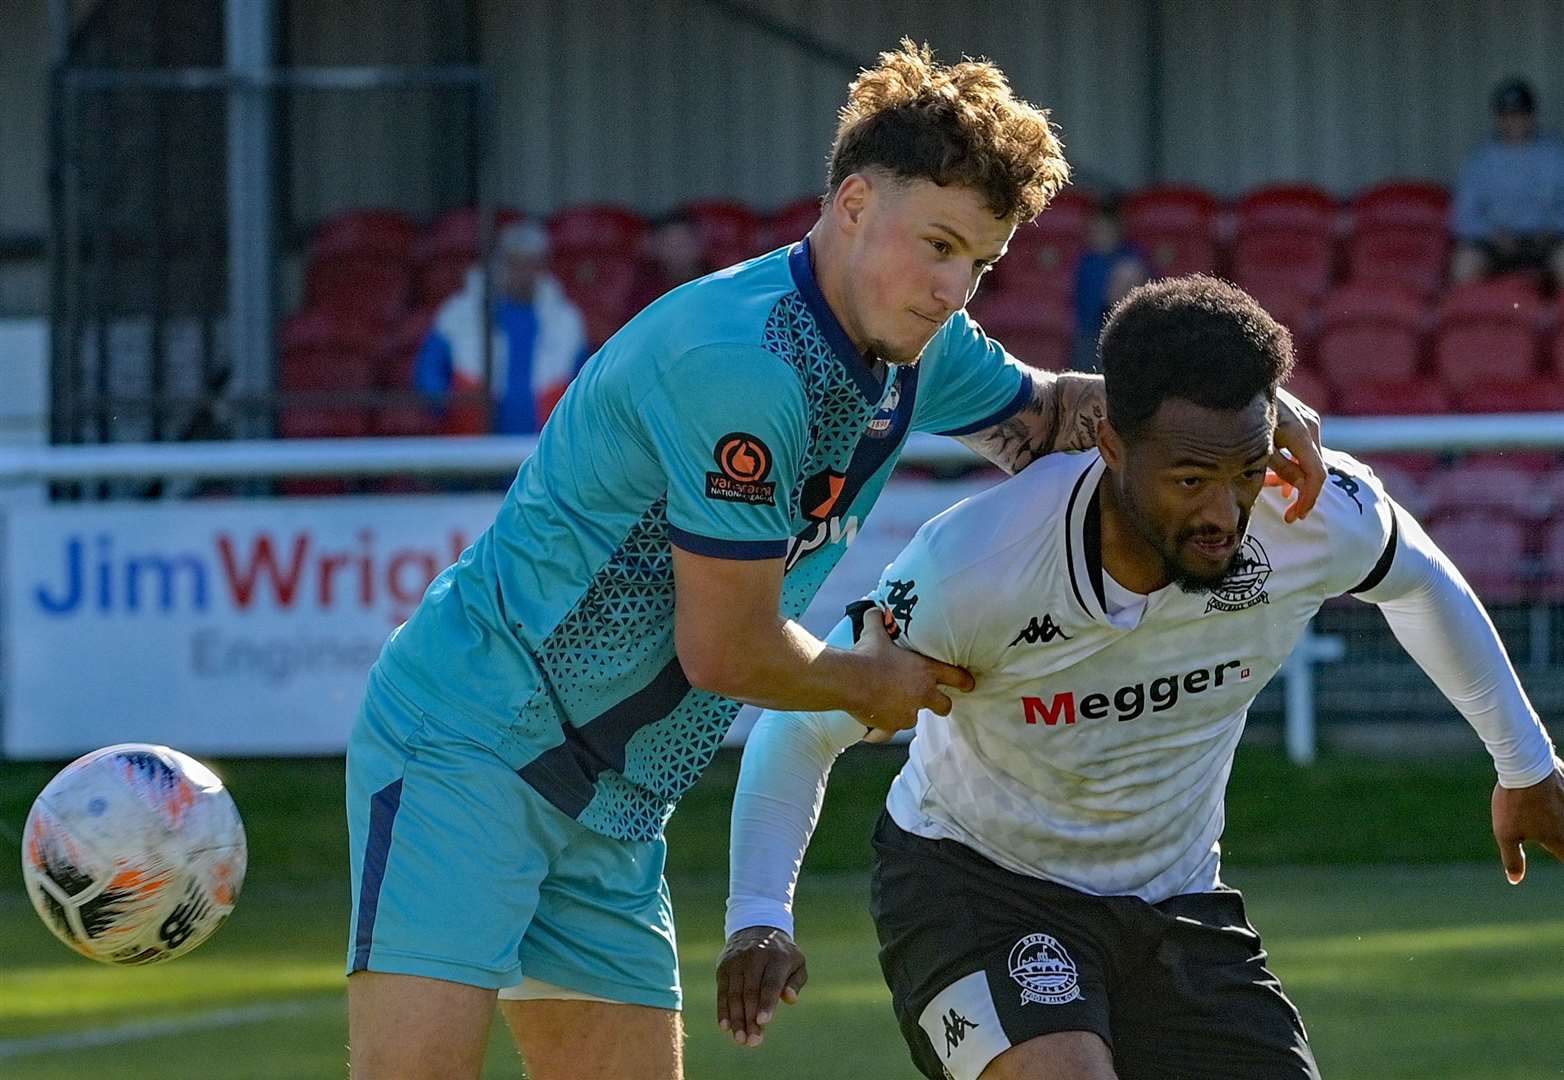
866, 448, 1396, 903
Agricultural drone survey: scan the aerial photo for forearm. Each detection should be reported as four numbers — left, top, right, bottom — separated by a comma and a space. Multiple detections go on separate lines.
726, 705, 864, 938
1363, 509, 1556, 787
684, 616, 881, 715
957, 370, 1105, 474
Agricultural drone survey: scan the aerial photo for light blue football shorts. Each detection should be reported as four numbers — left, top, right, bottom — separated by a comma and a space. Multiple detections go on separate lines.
344, 666, 681, 1010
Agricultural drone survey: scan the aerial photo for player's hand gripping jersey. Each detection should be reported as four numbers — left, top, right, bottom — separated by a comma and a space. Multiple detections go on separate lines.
727, 448, 1557, 934
374, 241, 1033, 842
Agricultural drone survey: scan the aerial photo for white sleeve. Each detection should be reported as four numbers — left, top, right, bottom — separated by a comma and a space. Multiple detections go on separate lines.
1355, 504, 1558, 789
725, 618, 869, 940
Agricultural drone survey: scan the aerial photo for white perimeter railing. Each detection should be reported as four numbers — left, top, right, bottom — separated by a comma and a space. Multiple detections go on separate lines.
1, 414, 1563, 483
2, 412, 1561, 765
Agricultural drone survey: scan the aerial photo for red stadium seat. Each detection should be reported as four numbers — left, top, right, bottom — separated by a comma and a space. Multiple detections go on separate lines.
1233, 231, 1335, 298
1121, 185, 1222, 276
1351, 180, 1449, 230
967, 291, 1074, 371
373, 306, 442, 438
1315, 284, 1427, 386
1282, 369, 1331, 415
679, 199, 769, 267
1451, 377, 1564, 413
1008, 188, 1097, 278
1232, 185, 1339, 299
413, 207, 528, 306
1356, 457, 1427, 516
1235, 183, 1338, 234
1331, 377, 1449, 416
1345, 227, 1447, 296
769, 196, 823, 246
1433, 284, 1542, 390
553, 249, 640, 345
1426, 510, 1532, 601
1465, 449, 1562, 473
1421, 461, 1545, 519
310, 209, 418, 261
305, 255, 411, 326
547, 203, 647, 254
277, 310, 378, 438
982, 258, 1073, 308
1238, 275, 1316, 345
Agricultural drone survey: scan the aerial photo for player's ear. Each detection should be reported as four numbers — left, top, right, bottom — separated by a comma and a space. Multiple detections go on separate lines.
1097, 416, 1124, 470
832, 174, 872, 234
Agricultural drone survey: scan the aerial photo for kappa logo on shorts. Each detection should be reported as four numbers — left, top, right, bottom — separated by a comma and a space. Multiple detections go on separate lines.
1008, 933, 1082, 1006
706, 432, 777, 505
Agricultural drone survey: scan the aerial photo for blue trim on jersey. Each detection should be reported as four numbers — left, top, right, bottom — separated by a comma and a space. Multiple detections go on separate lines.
668, 527, 788, 560
517, 656, 692, 819
351, 777, 404, 972
794, 363, 921, 558
788, 241, 884, 401
934, 369, 1035, 436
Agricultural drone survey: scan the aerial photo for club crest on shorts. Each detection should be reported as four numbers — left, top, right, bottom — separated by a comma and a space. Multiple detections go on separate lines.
1008, 933, 1082, 1006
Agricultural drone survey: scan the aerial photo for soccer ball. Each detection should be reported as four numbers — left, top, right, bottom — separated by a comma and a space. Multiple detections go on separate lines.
21, 743, 247, 965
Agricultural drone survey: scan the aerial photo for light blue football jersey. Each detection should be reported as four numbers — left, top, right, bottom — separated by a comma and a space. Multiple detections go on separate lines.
377, 241, 1032, 841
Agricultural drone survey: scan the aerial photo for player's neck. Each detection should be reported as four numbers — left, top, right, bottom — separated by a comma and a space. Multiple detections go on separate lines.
1097, 473, 1171, 594
806, 226, 874, 361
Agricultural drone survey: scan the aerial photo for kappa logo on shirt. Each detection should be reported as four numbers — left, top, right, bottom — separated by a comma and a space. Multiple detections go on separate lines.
1007, 614, 1072, 647
706, 432, 777, 505
1328, 466, 1365, 514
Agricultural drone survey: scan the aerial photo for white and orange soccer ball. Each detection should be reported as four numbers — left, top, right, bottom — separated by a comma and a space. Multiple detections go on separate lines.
21, 743, 246, 965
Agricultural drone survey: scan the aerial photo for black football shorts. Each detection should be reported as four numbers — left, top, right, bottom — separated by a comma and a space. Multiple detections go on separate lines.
870, 812, 1321, 1080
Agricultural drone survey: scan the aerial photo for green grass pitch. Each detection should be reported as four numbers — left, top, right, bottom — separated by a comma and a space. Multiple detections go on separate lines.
2, 746, 1562, 1078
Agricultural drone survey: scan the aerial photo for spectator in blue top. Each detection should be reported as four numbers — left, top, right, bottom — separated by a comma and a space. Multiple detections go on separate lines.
1072, 194, 1147, 369
414, 220, 590, 434
1450, 77, 1564, 285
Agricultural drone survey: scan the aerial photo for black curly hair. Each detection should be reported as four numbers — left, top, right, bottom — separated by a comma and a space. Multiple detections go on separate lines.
1099, 275, 1294, 439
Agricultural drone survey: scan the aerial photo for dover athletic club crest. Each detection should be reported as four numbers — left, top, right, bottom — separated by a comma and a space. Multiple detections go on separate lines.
1008, 933, 1082, 1006
1205, 535, 1272, 614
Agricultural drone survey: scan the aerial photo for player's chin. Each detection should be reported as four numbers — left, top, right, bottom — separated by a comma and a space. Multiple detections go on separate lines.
1173, 549, 1238, 590
881, 335, 933, 366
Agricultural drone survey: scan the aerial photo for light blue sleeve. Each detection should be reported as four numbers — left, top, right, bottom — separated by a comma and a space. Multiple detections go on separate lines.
910, 309, 1033, 437
642, 342, 806, 560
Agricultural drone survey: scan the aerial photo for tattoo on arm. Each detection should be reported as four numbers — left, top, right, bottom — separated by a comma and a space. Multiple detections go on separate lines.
957, 371, 1106, 474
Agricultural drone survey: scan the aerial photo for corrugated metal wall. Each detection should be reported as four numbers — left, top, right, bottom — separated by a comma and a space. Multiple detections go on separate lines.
480, 0, 1152, 216
12, 0, 1564, 245
1157, 0, 1564, 194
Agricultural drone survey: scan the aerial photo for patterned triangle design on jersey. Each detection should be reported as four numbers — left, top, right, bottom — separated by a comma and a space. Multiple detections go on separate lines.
762, 292, 881, 520
511, 290, 898, 843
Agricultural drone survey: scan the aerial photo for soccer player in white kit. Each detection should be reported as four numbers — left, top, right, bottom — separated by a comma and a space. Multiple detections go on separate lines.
718, 276, 1564, 1080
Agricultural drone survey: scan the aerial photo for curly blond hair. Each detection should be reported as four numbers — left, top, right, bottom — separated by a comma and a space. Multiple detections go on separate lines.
827, 39, 1069, 223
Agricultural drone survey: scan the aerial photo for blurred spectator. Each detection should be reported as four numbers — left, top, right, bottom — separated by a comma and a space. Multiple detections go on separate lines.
1072, 195, 1148, 369
414, 221, 588, 434
628, 211, 716, 313
1450, 77, 1564, 285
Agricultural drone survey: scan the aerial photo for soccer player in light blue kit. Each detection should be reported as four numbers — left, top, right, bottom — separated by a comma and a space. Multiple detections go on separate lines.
344, 41, 1325, 1080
